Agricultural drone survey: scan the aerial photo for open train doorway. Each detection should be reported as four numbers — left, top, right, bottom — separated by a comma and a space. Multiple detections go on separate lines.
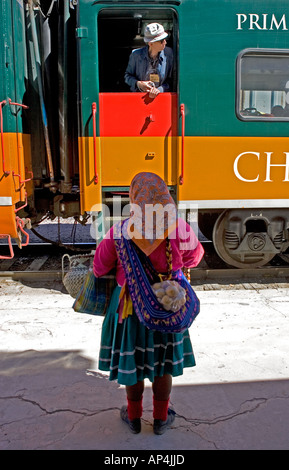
96, 7, 179, 188
97, 8, 178, 93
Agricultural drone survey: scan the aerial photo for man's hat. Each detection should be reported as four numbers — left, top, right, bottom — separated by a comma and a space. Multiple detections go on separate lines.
144, 23, 168, 43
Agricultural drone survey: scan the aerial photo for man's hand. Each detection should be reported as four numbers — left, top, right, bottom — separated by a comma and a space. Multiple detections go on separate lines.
137, 81, 153, 92
148, 87, 160, 99
137, 81, 160, 99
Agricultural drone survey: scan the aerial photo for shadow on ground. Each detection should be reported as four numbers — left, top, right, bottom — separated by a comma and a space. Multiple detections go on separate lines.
1, 349, 289, 450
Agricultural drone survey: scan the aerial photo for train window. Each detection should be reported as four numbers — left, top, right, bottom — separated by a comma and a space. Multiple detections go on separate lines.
97, 9, 177, 92
236, 49, 289, 120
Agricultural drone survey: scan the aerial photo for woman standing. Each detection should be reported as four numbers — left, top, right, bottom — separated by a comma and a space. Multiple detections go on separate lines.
93, 172, 204, 434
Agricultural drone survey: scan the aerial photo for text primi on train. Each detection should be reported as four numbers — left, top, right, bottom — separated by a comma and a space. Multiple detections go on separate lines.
237, 13, 288, 30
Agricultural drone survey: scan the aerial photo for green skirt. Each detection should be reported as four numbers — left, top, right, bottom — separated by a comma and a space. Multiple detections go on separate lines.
98, 286, 196, 386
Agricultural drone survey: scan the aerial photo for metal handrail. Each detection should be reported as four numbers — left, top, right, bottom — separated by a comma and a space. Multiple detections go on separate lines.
92, 102, 99, 184
0, 100, 9, 175
179, 103, 185, 185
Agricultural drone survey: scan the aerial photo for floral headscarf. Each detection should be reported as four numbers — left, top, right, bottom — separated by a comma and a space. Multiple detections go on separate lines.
126, 172, 178, 255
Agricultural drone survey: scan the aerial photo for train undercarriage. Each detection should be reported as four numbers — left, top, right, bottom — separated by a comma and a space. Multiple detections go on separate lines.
201, 208, 289, 269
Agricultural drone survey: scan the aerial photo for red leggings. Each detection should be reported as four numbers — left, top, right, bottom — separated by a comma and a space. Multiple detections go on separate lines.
126, 374, 172, 421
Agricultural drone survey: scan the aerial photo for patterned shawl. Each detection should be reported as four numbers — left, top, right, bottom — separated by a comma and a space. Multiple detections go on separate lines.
126, 172, 178, 255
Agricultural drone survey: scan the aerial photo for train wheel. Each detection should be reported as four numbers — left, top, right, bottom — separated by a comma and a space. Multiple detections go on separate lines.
212, 211, 275, 269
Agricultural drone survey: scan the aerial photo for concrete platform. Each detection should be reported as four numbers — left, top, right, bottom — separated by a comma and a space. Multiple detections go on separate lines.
0, 278, 289, 450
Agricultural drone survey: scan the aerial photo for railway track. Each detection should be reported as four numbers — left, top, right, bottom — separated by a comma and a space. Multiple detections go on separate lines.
1, 241, 289, 290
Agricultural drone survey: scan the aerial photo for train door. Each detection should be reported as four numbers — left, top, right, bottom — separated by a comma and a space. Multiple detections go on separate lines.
77, 3, 179, 212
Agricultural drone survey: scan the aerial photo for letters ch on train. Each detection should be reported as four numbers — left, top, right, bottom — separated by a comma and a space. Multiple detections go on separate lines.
234, 152, 289, 182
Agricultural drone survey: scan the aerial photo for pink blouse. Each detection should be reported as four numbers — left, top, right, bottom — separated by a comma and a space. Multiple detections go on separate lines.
93, 218, 204, 286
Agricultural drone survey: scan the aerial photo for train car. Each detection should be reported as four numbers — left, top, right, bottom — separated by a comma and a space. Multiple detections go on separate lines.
0, 0, 32, 258
2, 0, 289, 268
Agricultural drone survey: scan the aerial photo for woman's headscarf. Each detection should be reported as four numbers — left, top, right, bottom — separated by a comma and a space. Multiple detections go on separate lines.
126, 172, 178, 255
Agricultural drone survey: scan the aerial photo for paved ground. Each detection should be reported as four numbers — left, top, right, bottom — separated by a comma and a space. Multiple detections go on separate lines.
0, 277, 289, 451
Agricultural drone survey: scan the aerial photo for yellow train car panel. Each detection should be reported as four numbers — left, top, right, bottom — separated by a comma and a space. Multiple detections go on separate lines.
179, 137, 289, 208
78, 136, 103, 213
0, 132, 32, 248
100, 136, 178, 187
79, 136, 178, 212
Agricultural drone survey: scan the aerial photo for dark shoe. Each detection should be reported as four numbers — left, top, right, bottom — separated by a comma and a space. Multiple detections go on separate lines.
153, 408, 176, 435
120, 405, 141, 434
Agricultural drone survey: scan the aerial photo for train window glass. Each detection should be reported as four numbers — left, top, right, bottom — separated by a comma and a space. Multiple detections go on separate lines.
97, 9, 177, 92
237, 49, 289, 120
